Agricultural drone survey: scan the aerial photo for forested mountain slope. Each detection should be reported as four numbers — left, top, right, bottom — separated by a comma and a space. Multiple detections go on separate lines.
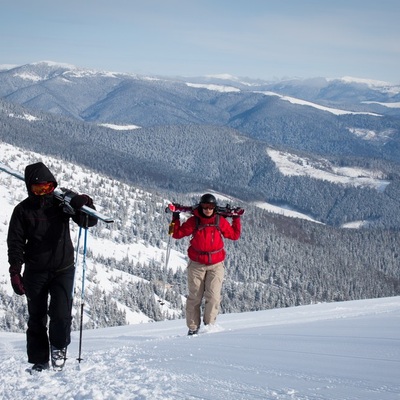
1, 143, 399, 332
1, 98, 399, 228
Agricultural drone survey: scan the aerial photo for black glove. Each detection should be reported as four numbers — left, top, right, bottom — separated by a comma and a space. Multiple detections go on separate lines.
9, 264, 25, 296
70, 194, 93, 209
172, 212, 180, 221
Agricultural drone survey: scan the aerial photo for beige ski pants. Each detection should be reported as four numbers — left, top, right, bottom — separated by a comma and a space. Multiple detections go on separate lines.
186, 260, 225, 331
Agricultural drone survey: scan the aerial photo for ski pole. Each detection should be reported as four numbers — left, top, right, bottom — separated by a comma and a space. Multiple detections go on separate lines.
158, 221, 174, 306
77, 216, 89, 363
165, 222, 174, 270
73, 226, 83, 293
64, 225, 83, 364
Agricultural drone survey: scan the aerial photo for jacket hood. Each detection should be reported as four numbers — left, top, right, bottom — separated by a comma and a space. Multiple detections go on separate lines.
24, 162, 58, 194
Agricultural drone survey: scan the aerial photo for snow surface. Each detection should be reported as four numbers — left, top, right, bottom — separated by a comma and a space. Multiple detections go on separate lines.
0, 296, 399, 400
252, 201, 322, 224
258, 91, 381, 117
267, 148, 390, 192
98, 123, 141, 130
0, 64, 18, 71
0, 142, 188, 324
186, 82, 241, 93
7, 112, 39, 122
336, 76, 395, 90
362, 101, 400, 109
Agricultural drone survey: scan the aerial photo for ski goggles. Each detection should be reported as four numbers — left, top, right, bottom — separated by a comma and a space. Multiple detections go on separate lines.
31, 181, 55, 196
200, 203, 216, 210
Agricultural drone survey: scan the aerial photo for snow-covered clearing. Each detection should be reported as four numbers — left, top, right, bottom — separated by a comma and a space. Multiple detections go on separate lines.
267, 148, 390, 192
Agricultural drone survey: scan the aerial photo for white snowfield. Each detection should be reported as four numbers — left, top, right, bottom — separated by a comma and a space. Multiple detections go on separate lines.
0, 296, 399, 400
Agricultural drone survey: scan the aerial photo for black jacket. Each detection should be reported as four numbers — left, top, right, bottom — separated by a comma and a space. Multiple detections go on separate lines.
7, 162, 97, 272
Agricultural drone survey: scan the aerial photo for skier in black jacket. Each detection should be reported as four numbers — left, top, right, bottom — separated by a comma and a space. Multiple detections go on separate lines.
7, 162, 98, 372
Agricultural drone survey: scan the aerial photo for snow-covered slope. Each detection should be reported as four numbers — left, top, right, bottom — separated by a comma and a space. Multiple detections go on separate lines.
258, 91, 381, 116
0, 141, 187, 326
267, 148, 390, 192
0, 296, 398, 400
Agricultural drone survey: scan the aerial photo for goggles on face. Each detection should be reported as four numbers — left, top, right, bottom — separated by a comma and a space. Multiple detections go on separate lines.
31, 181, 55, 196
200, 203, 216, 210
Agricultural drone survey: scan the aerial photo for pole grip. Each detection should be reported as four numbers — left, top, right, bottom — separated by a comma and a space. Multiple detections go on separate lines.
168, 221, 175, 235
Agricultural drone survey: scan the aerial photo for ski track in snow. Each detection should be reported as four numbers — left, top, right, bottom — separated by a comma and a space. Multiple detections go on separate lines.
1, 297, 400, 400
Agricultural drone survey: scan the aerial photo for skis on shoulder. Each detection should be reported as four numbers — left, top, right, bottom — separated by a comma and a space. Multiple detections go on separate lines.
166, 203, 245, 217
0, 162, 114, 223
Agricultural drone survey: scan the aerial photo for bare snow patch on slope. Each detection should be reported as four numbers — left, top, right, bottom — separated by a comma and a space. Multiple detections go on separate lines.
8, 112, 39, 122
99, 123, 141, 130
186, 82, 240, 93
337, 76, 400, 94
253, 201, 323, 224
363, 101, 400, 109
267, 148, 390, 191
348, 127, 395, 142
341, 220, 370, 229
258, 91, 381, 116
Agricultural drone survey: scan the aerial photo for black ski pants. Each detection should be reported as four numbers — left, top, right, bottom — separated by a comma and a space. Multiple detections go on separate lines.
23, 266, 75, 364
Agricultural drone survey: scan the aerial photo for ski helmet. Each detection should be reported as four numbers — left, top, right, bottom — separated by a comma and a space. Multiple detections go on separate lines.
200, 193, 217, 205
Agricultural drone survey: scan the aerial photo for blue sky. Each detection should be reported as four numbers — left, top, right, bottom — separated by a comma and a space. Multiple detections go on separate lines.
1, 0, 399, 83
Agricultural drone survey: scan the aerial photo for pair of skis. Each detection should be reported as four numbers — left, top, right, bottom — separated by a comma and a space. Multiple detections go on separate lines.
165, 203, 245, 217
0, 162, 114, 223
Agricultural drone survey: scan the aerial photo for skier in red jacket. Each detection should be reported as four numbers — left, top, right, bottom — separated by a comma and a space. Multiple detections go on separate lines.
172, 193, 241, 335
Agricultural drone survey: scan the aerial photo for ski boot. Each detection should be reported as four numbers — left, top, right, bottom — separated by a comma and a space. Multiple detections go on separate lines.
31, 362, 49, 372
51, 345, 67, 371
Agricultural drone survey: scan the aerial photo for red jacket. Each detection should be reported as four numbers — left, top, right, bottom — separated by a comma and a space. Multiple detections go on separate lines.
172, 208, 241, 265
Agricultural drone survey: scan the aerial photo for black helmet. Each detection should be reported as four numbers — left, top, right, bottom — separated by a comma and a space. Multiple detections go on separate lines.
200, 193, 217, 205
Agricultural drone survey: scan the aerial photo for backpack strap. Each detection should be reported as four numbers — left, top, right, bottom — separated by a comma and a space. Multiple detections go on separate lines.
192, 215, 223, 264
190, 246, 224, 264
194, 214, 221, 232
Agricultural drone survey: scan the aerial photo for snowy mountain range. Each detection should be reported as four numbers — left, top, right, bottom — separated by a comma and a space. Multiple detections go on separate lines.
1, 61, 399, 155
1, 61, 400, 229
1, 61, 399, 110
